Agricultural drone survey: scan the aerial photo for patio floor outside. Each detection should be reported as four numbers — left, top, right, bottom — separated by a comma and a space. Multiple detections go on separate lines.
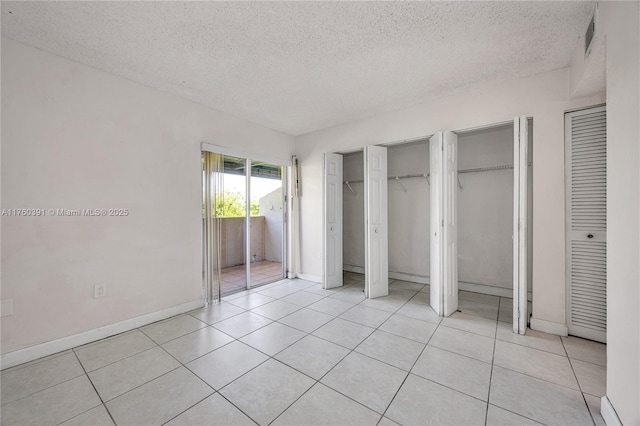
221, 260, 283, 295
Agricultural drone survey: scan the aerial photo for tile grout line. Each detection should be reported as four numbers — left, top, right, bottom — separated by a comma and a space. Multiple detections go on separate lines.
159, 393, 216, 426
0, 279, 375, 422
314, 284, 426, 416
561, 336, 599, 426
4, 331, 175, 411
6, 277, 604, 426
1, 349, 73, 375
72, 328, 147, 353
69, 348, 118, 426
90, 323, 213, 413
137, 315, 209, 345
186, 349, 270, 425
483, 305, 500, 426
211, 392, 261, 426
487, 362, 597, 395
99, 327, 220, 424
81, 343, 162, 377
486, 402, 548, 426
264, 360, 328, 426
492, 334, 569, 358
379, 297, 444, 424
1, 367, 87, 408
267, 280, 417, 424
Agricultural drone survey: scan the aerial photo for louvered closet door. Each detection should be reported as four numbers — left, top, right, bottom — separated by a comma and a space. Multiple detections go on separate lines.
566, 106, 607, 343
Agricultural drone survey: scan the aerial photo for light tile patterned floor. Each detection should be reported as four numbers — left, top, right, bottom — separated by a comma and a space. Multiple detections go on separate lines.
221, 261, 283, 295
0, 273, 607, 425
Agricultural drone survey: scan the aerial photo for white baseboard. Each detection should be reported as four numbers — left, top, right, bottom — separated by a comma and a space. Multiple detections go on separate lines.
295, 273, 321, 284
343, 264, 365, 275
601, 396, 622, 426
389, 271, 430, 284
459, 281, 513, 298
344, 265, 430, 285
342, 267, 526, 300
530, 317, 568, 336
1, 299, 204, 370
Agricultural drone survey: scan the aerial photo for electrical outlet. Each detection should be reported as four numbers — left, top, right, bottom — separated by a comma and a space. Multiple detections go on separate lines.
93, 284, 106, 299
1, 299, 13, 317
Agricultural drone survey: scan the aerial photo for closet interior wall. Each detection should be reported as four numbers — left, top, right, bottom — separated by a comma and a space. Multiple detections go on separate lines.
343, 151, 365, 272
387, 141, 430, 281
457, 122, 533, 297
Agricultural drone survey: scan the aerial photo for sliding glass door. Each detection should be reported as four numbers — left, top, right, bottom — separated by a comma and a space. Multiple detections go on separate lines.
219, 155, 248, 295
203, 150, 287, 299
250, 161, 285, 287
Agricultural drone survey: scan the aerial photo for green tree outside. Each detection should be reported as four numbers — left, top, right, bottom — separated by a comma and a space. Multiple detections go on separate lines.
204, 190, 260, 217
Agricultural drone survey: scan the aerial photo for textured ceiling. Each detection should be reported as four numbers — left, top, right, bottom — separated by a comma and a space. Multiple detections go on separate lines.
1, 1, 594, 135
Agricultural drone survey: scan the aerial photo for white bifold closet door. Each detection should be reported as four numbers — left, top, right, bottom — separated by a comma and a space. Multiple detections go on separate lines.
429, 131, 458, 316
565, 106, 607, 343
323, 153, 343, 289
513, 116, 529, 334
364, 145, 389, 298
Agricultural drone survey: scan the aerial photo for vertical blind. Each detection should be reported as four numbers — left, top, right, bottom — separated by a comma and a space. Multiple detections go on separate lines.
202, 151, 224, 305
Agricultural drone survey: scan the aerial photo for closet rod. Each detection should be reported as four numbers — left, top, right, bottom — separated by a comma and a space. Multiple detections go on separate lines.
344, 173, 430, 185
458, 162, 533, 174
342, 163, 532, 185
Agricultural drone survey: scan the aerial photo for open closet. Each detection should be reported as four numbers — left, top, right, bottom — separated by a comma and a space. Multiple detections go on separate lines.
455, 121, 533, 329
323, 116, 532, 334
386, 141, 431, 283
323, 146, 389, 298
340, 142, 431, 288
342, 151, 365, 278
457, 122, 533, 298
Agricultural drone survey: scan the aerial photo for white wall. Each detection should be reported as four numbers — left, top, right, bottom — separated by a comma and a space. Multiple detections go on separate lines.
596, 2, 640, 424
0, 38, 294, 356
296, 67, 604, 329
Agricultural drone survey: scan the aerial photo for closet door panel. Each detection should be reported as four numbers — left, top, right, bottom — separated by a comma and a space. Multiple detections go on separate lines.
364, 145, 388, 298
514, 116, 529, 334
442, 131, 459, 316
429, 133, 443, 315
323, 153, 343, 289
